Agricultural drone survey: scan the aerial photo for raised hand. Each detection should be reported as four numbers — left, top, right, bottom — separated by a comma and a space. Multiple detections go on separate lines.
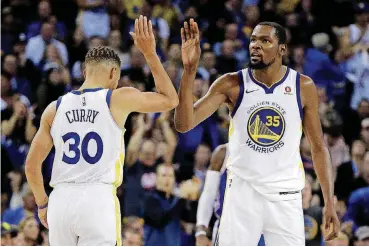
129, 15, 156, 57
181, 18, 201, 73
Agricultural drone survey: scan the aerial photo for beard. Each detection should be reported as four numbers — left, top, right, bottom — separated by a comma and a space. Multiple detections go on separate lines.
249, 58, 275, 70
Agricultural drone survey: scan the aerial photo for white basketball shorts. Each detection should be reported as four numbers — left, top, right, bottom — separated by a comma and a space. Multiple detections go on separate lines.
47, 183, 121, 246
215, 171, 305, 246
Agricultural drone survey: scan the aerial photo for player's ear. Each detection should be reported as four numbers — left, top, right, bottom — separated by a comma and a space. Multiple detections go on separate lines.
110, 67, 116, 80
279, 44, 287, 56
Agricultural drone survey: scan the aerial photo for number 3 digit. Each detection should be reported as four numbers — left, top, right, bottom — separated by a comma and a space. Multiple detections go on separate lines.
62, 132, 103, 165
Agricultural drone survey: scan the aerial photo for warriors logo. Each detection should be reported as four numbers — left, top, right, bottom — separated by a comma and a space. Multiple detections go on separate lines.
246, 107, 286, 153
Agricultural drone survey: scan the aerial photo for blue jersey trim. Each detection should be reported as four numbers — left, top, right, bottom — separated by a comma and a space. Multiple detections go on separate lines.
231, 70, 245, 118
71, 87, 104, 95
296, 72, 303, 120
56, 96, 62, 111
248, 67, 290, 94
106, 89, 113, 108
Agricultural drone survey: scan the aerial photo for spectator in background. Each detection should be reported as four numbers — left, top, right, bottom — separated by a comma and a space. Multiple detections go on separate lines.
2, 54, 32, 102
197, 49, 217, 81
354, 226, 369, 246
143, 164, 200, 246
67, 26, 88, 70
26, 1, 67, 41
351, 151, 369, 191
1, 6, 24, 54
1, 222, 18, 246
122, 228, 144, 246
76, 0, 111, 39
290, 45, 307, 74
124, 113, 176, 216
302, 178, 323, 246
2, 191, 37, 226
108, 30, 131, 69
152, 0, 181, 28
361, 118, 369, 150
216, 39, 238, 74
25, 22, 68, 67
343, 186, 369, 232
17, 216, 41, 246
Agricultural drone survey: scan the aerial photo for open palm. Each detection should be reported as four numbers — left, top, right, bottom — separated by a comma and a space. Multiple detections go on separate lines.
181, 19, 201, 73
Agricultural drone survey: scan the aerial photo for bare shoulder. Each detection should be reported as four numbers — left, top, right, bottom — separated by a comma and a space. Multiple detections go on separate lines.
209, 72, 239, 94
113, 86, 141, 97
42, 101, 57, 127
299, 74, 318, 108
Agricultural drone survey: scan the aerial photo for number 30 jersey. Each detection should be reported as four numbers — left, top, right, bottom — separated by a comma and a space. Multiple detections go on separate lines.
227, 67, 305, 196
50, 88, 125, 188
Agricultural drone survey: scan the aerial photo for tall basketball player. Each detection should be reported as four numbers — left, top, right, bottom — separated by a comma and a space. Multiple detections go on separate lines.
25, 16, 178, 246
175, 19, 340, 245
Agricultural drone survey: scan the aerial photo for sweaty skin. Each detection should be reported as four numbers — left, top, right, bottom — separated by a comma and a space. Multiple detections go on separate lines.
175, 20, 340, 241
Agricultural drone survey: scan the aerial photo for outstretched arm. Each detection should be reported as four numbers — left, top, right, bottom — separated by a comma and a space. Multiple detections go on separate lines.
174, 19, 233, 132
112, 16, 178, 114
301, 75, 340, 241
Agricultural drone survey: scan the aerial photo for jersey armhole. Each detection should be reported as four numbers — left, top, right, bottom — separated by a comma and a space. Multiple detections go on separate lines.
50, 96, 63, 136
56, 96, 62, 111
105, 89, 126, 132
296, 72, 303, 120
230, 70, 245, 118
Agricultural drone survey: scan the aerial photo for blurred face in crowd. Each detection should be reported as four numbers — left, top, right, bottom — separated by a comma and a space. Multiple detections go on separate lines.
249, 25, 286, 70
108, 30, 122, 50
357, 100, 369, 119
202, 51, 216, 70
48, 68, 63, 85
41, 23, 54, 42
22, 218, 39, 241
89, 37, 105, 49
361, 119, 369, 144
302, 0, 312, 12
317, 86, 328, 104
38, 1, 51, 20
140, 2, 152, 17
193, 78, 205, 98
156, 165, 175, 194
292, 46, 305, 66
123, 230, 143, 246
130, 47, 145, 68
184, 6, 198, 19
225, 24, 238, 40
23, 193, 36, 211
356, 12, 369, 27
166, 62, 179, 83
139, 140, 157, 166
1, 75, 11, 97
352, 140, 366, 158
46, 44, 60, 63
222, 40, 234, 57
286, 13, 298, 27
244, 5, 260, 24
195, 144, 211, 168
168, 44, 181, 62
3, 55, 17, 76
110, 14, 121, 31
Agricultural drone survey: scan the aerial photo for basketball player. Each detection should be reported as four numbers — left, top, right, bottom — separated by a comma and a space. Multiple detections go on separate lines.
196, 144, 228, 246
175, 19, 340, 245
25, 16, 178, 246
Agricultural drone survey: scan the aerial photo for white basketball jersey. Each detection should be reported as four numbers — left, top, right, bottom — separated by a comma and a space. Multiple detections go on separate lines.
227, 67, 305, 195
50, 88, 125, 188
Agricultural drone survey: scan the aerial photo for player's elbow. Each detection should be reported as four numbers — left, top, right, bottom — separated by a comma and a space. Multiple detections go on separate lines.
167, 97, 179, 109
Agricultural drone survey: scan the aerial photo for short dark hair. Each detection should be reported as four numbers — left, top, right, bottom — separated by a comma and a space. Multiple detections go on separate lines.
257, 22, 287, 44
85, 46, 121, 67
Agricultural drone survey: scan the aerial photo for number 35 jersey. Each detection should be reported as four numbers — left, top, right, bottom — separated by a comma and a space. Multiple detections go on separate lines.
50, 88, 125, 188
227, 67, 305, 195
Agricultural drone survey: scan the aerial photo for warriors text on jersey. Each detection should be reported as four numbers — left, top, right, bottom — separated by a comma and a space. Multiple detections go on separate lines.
50, 88, 125, 188
227, 67, 305, 195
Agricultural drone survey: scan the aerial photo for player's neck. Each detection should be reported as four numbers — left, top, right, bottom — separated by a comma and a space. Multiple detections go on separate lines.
79, 80, 106, 91
251, 64, 286, 88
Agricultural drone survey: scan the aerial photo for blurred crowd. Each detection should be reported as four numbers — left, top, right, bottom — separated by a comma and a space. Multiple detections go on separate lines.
1, 0, 369, 246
